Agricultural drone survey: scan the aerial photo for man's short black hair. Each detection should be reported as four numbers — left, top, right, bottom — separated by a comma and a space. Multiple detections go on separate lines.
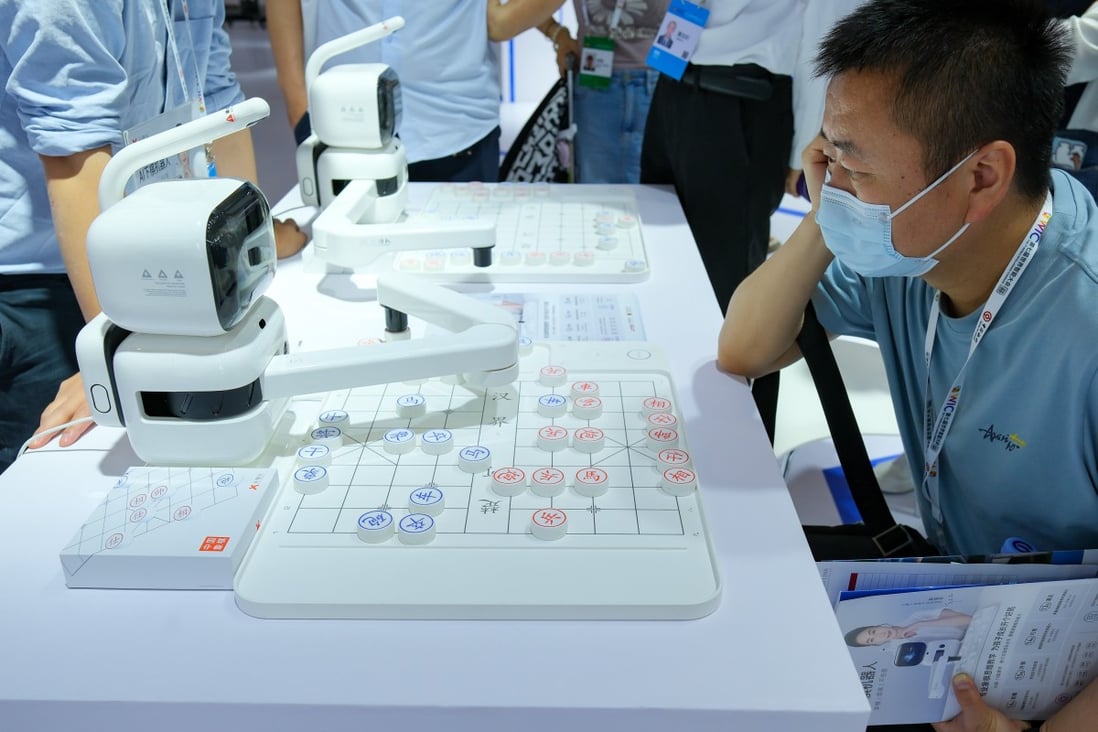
815, 0, 1071, 200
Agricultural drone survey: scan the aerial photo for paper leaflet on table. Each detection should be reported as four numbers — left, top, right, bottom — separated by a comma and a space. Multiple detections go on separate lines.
455, 292, 646, 341
836, 577, 1098, 725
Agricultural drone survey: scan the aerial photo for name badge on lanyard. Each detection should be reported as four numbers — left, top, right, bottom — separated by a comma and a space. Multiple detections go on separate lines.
579, 37, 615, 89
123, 103, 204, 188
645, 0, 709, 81
123, 0, 214, 190
578, 0, 626, 90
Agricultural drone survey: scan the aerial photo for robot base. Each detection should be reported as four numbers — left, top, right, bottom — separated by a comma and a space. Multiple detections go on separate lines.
112, 297, 291, 465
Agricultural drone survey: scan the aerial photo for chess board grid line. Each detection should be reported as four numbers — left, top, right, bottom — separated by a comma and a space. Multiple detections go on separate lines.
280, 370, 692, 540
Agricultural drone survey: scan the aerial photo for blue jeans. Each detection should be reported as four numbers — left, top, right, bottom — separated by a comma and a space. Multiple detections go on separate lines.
0, 275, 83, 473
573, 68, 660, 184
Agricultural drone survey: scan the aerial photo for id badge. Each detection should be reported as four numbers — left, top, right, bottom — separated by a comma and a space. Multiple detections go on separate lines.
122, 100, 208, 190
646, 0, 709, 81
579, 36, 615, 90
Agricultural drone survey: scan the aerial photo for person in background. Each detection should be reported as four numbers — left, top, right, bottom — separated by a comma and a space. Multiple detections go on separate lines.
489, 0, 669, 185
494, 2, 866, 288
268, 0, 502, 183
639, 0, 802, 314
786, 1, 868, 201
1049, 1, 1098, 195
3, 0, 306, 473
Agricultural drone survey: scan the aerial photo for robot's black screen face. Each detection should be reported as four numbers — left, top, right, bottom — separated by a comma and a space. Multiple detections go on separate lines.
205, 182, 275, 330
377, 67, 401, 145
894, 641, 927, 667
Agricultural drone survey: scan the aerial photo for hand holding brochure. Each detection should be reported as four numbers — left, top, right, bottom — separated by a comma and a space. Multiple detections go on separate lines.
837, 578, 1098, 725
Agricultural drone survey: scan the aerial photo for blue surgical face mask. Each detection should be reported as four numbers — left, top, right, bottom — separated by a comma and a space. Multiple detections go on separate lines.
815, 151, 976, 278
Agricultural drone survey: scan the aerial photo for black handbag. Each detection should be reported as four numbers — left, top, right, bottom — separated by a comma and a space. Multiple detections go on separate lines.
752, 302, 939, 561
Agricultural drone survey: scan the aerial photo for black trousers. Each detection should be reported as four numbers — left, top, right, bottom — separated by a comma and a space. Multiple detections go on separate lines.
641, 64, 793, 314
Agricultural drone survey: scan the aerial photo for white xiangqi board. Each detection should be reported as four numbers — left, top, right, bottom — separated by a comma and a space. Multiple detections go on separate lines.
306, 183, 651, 283
235, 341, 720, 619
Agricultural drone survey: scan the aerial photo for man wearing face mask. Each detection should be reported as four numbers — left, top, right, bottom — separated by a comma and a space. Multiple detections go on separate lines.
718, 0, 1098, 561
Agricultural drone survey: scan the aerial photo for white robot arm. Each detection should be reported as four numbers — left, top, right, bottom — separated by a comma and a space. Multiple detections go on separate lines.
77, 98, 516, 465
263, 274, 518, 399
297, 16, 495, 270
82, 275, 518, 465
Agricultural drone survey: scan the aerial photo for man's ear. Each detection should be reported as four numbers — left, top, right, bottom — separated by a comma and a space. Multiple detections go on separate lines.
964, 140, 1015, 224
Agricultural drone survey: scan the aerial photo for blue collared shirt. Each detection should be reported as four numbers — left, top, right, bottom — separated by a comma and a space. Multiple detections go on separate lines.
0, 0, 244, 273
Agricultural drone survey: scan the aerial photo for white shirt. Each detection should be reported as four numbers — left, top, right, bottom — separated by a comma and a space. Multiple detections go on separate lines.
1065, 3, 1098, 132
791, 1, 866, 168
688, 1, 867, 169
901, 609, 969, 642
691, 0, 803, 72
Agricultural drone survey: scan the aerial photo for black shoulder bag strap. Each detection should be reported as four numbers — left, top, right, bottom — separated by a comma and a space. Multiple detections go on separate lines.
795, 301, 922, 556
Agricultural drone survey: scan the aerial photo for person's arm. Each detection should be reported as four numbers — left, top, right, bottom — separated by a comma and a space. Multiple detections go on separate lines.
266, 0, 310, 128
25, 147, 114, 449
788, 3, 871, 200
487, 0, 565, 42
514, 7, 580, 76
932, 673, 1098, 732
211, 129, 307, 259
39, 149, 110, 322
717, 135, 835, 378
550, 32, 581, 76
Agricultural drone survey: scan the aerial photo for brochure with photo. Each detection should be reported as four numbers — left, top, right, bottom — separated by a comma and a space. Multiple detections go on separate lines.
836, 578, 1098, 725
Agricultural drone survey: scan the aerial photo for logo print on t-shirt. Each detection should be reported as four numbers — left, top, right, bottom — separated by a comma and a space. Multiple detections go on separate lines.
977, 424, 1026, 452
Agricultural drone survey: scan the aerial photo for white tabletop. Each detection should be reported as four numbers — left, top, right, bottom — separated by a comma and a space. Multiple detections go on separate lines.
0, 184, 869, 731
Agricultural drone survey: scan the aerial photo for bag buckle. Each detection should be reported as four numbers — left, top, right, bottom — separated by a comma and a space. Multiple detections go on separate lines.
872, 524, 915, 557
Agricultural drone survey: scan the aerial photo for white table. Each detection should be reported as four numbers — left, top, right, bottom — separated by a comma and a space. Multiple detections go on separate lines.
0, 184, 869, 731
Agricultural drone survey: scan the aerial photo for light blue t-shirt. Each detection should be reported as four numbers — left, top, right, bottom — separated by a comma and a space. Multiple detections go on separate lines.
312, 0, 500, 164
0, 0, 244, 274
813, 170, 1098, 556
